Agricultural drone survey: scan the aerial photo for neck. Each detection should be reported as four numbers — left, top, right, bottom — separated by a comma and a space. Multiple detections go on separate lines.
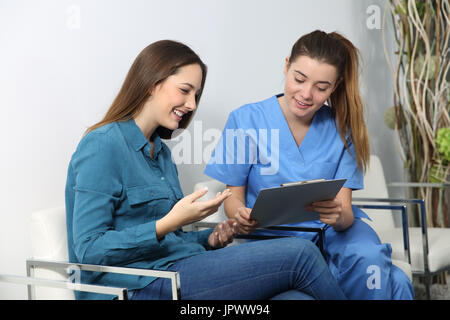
133, 112, 159, 142
277, 95, 313, 128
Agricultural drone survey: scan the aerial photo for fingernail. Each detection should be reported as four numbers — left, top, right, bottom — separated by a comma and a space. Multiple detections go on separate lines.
203, 186, 209, 191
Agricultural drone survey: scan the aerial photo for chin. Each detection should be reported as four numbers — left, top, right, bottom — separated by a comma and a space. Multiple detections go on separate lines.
168, 122, 180, 131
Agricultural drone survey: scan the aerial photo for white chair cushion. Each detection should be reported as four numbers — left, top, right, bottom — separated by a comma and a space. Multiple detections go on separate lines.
29, 206, 74, 300
352, 155, 396, 231
392, 259, 412, 281
30, 206, 68, 261
378, 227, 450, 273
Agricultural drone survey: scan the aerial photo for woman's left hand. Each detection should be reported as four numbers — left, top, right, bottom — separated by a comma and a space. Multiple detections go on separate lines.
208, 219, 239, 249
305, 197, 343, 228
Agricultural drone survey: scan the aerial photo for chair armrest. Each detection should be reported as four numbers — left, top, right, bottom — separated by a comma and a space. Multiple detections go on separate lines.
352, 198, 427, 262
26, 259, 180, 300
0, 273, 130, 300
352, 197, 426, 233
352, 202, 411, 265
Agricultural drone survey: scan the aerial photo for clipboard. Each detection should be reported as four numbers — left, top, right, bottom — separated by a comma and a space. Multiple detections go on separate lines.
250, 178, 347, 227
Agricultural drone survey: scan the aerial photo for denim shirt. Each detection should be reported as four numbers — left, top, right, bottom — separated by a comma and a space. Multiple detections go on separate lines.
65, 119, 212, 299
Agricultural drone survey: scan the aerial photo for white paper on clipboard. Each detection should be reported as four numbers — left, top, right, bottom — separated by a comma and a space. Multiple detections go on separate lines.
250, 178, 347, 227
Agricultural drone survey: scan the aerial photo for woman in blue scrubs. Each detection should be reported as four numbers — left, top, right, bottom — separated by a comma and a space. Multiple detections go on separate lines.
204, 30, 414, 300
65, 40, 347, 300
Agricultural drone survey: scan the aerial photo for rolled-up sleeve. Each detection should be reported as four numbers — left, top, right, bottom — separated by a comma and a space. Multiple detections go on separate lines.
175, 228, 213, 249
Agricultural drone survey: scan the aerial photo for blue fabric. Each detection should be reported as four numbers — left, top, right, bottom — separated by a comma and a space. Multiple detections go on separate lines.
321, 219, 414, 299
132, 238, 346, 300
65, 119, 212, 300
204, 94, 369, 235
204, 95, 414, 299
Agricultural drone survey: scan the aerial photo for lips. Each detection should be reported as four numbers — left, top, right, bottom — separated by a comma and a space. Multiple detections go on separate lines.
173, 108, 185, 121
294, 98, 313, 109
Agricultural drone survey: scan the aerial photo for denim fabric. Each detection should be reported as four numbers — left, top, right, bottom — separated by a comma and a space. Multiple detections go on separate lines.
132, 238, 347, 300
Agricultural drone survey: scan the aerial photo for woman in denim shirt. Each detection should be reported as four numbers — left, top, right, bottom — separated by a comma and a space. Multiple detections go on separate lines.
65, 40, 346, 300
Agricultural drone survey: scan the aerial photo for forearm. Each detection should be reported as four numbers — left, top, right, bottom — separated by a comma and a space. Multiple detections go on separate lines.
224, 195, 246, 219
156, 213, 181, 239
333, 205, 354, 232
223, 185, 247, 219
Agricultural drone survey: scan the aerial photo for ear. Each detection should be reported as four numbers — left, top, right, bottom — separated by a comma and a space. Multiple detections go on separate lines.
283, 57, 290, 76
332, 77, 343, 93
149, 80, 164, 96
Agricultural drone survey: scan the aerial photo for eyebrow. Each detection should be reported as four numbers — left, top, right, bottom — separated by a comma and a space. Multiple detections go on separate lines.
181, 82, 195, 89
294, 70, 332, 86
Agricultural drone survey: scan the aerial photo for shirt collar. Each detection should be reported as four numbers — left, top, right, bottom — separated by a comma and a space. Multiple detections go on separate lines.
117, 119, 162, 155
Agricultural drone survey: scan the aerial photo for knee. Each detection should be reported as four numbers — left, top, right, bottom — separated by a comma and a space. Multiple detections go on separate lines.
391, 266, 414, 300
340, 242, 392, 275
267, 238, 322, 264
284, 237, 321, 256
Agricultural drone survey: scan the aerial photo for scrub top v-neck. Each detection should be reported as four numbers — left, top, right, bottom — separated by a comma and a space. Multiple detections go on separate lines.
274, 93, 320, 166
204, 94, 366, 222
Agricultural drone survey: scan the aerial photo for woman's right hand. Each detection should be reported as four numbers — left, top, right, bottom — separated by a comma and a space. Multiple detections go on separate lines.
233, 207, 258, 234
156, 188, 232, 238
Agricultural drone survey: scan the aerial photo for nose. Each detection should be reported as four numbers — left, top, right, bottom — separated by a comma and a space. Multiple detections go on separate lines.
185, 95, 197, 111
300, 84, 313, 101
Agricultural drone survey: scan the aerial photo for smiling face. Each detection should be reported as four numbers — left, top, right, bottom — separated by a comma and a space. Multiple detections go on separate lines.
137, 63, 203, 137
281, 55, 340, 125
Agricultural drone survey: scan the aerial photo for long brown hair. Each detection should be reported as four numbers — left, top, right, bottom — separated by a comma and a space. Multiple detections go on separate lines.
86, 40, 207, 139
289, 30, 370, 172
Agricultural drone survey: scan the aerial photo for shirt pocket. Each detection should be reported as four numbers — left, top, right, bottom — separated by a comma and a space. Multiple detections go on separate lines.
172, 187, 184, 201
126, 185, 171, 219
307, 162, 338, 180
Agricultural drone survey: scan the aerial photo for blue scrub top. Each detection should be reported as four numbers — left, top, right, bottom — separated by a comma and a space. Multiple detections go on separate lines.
65, 119, 212, 299
204, 94, 368, 230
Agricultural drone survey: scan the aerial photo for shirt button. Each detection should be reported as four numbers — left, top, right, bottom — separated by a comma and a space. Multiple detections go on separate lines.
161, 177, 165, 180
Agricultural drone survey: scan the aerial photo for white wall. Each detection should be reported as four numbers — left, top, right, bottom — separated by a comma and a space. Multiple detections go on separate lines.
0, 0, 402, 299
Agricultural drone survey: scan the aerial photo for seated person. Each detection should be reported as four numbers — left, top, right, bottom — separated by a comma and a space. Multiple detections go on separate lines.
65, 39, 347, 300
204, 30, 414, 300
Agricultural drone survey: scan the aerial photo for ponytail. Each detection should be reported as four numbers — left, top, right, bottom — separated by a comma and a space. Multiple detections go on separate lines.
290, 30, 370, 172
328, 32, 370, 172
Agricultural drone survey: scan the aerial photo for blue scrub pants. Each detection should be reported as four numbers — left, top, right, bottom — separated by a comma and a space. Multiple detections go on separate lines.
131, 238, 346, 300
247, 218, 414, 299
313, 219, 414, 300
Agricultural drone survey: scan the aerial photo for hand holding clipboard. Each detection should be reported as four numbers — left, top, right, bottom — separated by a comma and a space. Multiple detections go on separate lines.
250, 179, 347, 227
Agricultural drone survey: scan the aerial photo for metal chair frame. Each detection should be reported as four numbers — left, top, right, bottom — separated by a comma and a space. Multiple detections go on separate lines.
1, 259, 180, 300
